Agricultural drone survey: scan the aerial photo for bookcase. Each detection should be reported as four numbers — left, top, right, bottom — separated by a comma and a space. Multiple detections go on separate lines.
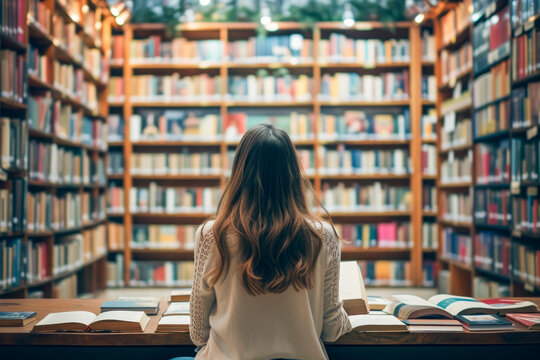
105, 21, 438, 288
0, 0, 111, 298
434, 0, 540, 297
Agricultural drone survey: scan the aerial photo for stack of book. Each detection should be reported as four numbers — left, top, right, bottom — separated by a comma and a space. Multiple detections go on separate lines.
108, 222, 125, 251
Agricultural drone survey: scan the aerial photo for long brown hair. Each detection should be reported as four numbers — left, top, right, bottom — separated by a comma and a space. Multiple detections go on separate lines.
207, 124, 324, 295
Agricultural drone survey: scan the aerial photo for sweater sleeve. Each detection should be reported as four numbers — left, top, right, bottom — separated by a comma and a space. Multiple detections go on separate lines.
189, 223, 217, 346
320, 226, 352, 342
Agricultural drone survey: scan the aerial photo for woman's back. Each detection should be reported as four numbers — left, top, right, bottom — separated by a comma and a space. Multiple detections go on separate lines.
190, 220, 351, 360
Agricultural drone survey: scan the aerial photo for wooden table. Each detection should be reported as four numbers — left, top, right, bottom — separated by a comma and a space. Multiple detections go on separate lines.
0, 298, 539, 359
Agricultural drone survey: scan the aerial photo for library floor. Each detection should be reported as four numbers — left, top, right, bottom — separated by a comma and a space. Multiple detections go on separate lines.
96, 287, 437, 299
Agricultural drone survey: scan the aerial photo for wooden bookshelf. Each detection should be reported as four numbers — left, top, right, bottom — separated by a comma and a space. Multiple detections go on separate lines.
0, 0, 111, 299
106, 21, 437, 288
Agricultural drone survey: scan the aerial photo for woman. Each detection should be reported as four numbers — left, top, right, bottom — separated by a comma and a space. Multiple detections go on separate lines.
187, 124, 352, 359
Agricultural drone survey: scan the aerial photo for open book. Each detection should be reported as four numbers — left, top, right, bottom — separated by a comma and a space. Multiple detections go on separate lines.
348, 314, 407, 332
32, 311, 149, 332
339, 261, 369, 315
164, 302, 190, 316
385, 294, 538, 319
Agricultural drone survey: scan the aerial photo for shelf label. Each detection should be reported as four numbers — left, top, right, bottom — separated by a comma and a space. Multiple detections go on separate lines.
527, 186, 538, 196
527, 125, 538, 140
511, 181, 521, 194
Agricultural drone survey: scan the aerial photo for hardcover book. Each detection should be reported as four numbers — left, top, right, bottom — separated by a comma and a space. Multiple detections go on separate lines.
100, 299, 160, 315
339, 261, 369, 315
32, 311, 149, 332
0, 311, 36, 327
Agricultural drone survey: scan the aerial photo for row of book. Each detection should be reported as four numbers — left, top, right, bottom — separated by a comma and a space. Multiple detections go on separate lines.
107, 151, 123, 175
422, 184, 437, 213
129, 260, 194, 287
421, 76, 437, 102
318, 35, 410, 64
0, 179, 26, 233
474, 189, 512, 227
511, 0, 540, 28
0, 50, 26, 104
319, 72, 409, 102
132, 225, 198, 250
440, 80, 472, 116
473, 60, 510, 108
473, 276, 510, 298
52, 229, 107, 276
422, 222, 438, 250
440, 150, 473, 185
475, 140, 510, 185
0, 0, 25, 43
53, 62, 99, 111
321, 182, 411, 212
511, 137, 539, 183
29, 140, 106, 185
512, 195, 540, 234
421, 30, 436, 62
511, 28, 540, 82
440, 42, 472, 86
474, 98, 510, 137
0, 238, 24, 290
422, 261, 438, 287
473, 6, 511, 75
422, 109, 437, 141
130, 152, 222, 176
107, 182, 124, 214
53, 274, 78, 299
28, 44, 51, 84
318, 147, 410, 175
129, 185, 221, 214
440, 0, 472, 46
52, 15, 83, 64
108, 222, 125, 251
26, 239, 49, 284
228, 34, 312, 63
27, 191, 106, 233
358, 260, 412, 286
441, 118, 472, 151
130, 37, 223, 63
512, 241, 540, 289
474, 232, 511, 277
511, 82, 540, 130
337, 223, 412, 249
441, 228, 472, 266
0, 117, 28, 174
441, 191, 473, 224
228, 74, 312, 103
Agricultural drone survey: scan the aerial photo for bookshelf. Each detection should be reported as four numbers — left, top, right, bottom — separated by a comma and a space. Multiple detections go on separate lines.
106, 21, 438, 289
0, 0, 111, 298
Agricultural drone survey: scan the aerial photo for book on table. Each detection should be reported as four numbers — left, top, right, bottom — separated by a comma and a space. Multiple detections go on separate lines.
100, 298, 160, 315
339, 261, 369, 315
32, 311, 149, 332
505, 313, 540, 330
164, 302, 190, 316
156, 315, 190, 332
385, 294, 538, 319
455, 314, 515, 332
0, 312, 37, 327
169, 289, 191, 302
402, 319, 464, 333
348, 314, 407, 332
367, 296, 390, 311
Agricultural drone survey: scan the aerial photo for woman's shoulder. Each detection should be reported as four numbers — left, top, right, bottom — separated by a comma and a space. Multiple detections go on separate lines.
195, 220, 217, 247
307, 220, 339, 246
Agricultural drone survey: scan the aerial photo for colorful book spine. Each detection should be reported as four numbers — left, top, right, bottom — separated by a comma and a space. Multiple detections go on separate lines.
107, 182, 125, 214
441, 191, 473, 224
107, 77, 125, 102
108, 222, 125, 251
107, 151, 124, 175
512, 28, 540, 82
421, 109, 437, 141
131, 225, 199, 250
441, 0, 472, 46
228, 74, 312, 102
421, 144, 437, 176
421, 75, 437, 102
82, 225, 107, 262
0, 0, 26, 43
336, 222, 412, 249
0, 117, 28, 172
474, 98, 510, 137
129, 260, 194, 287
130, 184, 221, 214
512, 195, 540, 234
318, 110, 411, 141
441, 118, 472, 150
28, 0, 52, 35
318, 35, 409, 64
28, 44, 52, 83
511, 87, 531, 130
229, 34, 312, 63
53, 273, 78, 298
440, 42, 472, 85
107, 253, 124, 287
318, 146, 409, 175
357, 260, 412, 286
131, 74, 221, 102
318, 71, 409, 102
0, 178, 26, 233
423, 260, 438, 287
473, 276, 511, 298
321, 182, 411, 212
0, 238, 25, 290
512, 241, 540, 289
107, 114, 124, 141
441, 227, 472, 265
511, 137, 539, 183
27, 191, 54, 233
422, 30, 436, 62
130, 151, 222, 175
440, 149, 473, 184
511, 0, 540, 28
473, 60, 510, 108
52, 14, 83, 62
53, 234, 84, 276
473, 5, 511, 75
27, 93, 54, 133
474, 189, 512, 226
422, 184, 437, 212
422, 222, 438, 249
26, 239, 49, 284
475, 140, 510, 184
474, 231, 511, 276
111, 35, 124, 66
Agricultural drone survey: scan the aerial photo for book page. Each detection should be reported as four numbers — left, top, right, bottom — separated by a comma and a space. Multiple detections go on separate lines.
349, 314, 405, 329
165, 302, 190, 315
36, 311, 96, 327
391, 294, 438, 307
94, 310, 146, 323
159, 315, 190, 325
428, 294, 491, 316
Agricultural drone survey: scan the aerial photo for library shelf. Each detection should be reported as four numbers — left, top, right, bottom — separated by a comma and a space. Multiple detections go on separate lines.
341, 247, 411, 261
439, 257, 474, 272
512, 71, 540, 88
131, 249, 195, 261
26, 277, 54, 289
474, 223, 511, 232
319, 139, 411, 146
106, 213, 125, 218
131, 101, 222, 108
28, 180, 57, 189
27, 74, 57, 92
27, 231, 55, 237
513, 232, 540, 241
107, 174, 124, 180
130, 174, 222, 181
474, 130, 511, 142
0, 97, 27, 110
422, 138, 437, 144
439, 143, 473, 154
440, 100, 472, 117
327, 211, 411, 220
108, 101, 124, 107
438, 220, 473, 230
27, 21, 54, 45
474, 267, 511, 283
438, 24, 471, 53
54, 0, 84, 31
54, 137, 96, 152
227, 62, 314, 69
0, 285, 27, 297
53, 253, 108, 283
474, 183, 510, 189
108, 141, 125, 147
318, 62, 410, 70
130, 62, 221, 71
0, 33, 27, 53
318, 174, 410, 181
53, 44, 83, 69
318, 100, 410, 107
28, 128, 55, 140
52, 219, 108, 237
130, 213, 214, 224
423, 174, 437, 180
423, 211, 438, 217
422, 248, 438, 253
437, 182, 473, 189
226, 101, 313, 107
473, 95, 512, 113
0, 232, 26, 238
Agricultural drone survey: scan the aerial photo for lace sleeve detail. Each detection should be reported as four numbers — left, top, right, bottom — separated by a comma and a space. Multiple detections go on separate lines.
320, 224, 352, 342
189, 223, 217, 346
